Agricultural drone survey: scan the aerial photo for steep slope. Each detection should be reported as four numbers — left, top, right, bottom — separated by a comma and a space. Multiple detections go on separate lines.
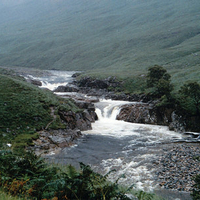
0, 0, 199, 84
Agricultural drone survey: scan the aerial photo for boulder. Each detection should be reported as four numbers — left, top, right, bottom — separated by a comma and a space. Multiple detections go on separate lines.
117, 102, 186, 132
26, 78, 42, 86
117, 103, 158, 124
76, 76, 121, 90
28, 129, 82, 155
78, 77, 109, 89
54, 85, 79, 92
58, 107, 97, 131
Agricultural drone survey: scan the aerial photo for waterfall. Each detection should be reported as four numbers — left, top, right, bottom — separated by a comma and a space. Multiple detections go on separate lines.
22, 70, 192, 198
95, 103, 121, 120
25, 70, 76, 91
95, 99, 134, 121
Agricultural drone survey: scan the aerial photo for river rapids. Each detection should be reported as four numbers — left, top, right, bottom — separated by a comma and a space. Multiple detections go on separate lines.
27, 70, 194, 200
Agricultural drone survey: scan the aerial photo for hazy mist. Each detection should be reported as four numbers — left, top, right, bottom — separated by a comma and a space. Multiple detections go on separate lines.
0, 0, 199, 82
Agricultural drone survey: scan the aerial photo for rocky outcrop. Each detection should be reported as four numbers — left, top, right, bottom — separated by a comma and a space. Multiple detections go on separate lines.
74, 101, 98, 122
54, 85, 79, 93
117, 103, 186, 132
58, 110, 96, 131
76, 76, 120, 89
72, 76, 150, 102
29, 129, 82, 155
29, 100, 97, 155
26, 78, 42, 86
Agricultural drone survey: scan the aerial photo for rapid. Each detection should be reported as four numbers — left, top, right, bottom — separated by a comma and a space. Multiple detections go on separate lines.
28, 70, 193, 200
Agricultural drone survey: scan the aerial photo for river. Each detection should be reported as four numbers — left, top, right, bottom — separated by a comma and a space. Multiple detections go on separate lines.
27, 70, 193, 200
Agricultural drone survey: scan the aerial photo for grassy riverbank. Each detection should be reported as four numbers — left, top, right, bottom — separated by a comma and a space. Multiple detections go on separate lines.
0, 68, 80, 151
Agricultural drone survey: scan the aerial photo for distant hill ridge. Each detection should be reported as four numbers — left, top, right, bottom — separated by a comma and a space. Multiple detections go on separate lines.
0, 0, 199, 84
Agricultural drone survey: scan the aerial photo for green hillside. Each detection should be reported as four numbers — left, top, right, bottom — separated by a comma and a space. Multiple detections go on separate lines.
0, 0, 199, 86
0, 68, 79, 149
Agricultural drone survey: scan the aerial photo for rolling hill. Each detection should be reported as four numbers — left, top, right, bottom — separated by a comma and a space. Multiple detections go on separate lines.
0, 0, 200, 86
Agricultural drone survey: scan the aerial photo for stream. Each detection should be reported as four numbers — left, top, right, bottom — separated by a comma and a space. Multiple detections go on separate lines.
27, 70, 193, 200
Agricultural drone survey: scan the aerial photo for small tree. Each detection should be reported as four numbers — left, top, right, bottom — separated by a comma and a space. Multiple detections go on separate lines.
178, 81, 200, 115
146, 65, 173, 98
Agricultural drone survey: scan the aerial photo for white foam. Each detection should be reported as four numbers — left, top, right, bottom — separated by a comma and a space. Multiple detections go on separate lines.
100, 158, 156, 191
7, 143, 12, 147
25, 70, 77, 91
84, 99, 183, 191
40, 81, 68, 91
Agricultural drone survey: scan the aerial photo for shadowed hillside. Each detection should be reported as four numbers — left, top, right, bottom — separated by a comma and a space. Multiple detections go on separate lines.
0, 0, 199, 85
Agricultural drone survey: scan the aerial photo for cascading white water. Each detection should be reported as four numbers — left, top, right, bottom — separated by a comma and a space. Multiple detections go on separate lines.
24, 70, 77, 91
82, 99, 183, 191
95, 99, 133, 121
24, 70, 192, 199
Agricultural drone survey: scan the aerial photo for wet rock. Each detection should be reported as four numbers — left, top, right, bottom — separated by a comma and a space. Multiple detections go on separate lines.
58, 108, 97, 131
77, 77, 109, 89
27, 129, 82, 155
74, 101, 98, 121
116, 103, 170, 125
54, 85, 79, 92
26, 78, 42, 86
72, 72, 81, 78
116, 102, 200, 133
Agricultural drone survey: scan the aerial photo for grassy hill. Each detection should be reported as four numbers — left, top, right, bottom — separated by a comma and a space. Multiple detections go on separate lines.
0, 0, 199, 86
0, 68, 79, 150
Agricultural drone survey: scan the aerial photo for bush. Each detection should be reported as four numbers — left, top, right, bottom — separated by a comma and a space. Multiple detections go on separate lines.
0, 151, 134, 200
191, 174, 200, 200
146, 65, 173, 98
178, 81, 200, 115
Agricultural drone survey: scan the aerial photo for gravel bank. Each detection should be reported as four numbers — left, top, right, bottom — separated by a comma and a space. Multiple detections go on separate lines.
154, 144, 200, 192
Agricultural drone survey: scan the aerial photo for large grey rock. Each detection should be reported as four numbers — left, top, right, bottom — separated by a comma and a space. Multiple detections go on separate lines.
117, 102, 185, 132
54, 85, 79, 92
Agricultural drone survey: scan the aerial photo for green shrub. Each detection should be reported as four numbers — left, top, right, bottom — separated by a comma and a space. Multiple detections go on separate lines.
191, 174, 200, 200
178, 81, 200, 115
0, 151, 135, 200
146, 65, 173, 99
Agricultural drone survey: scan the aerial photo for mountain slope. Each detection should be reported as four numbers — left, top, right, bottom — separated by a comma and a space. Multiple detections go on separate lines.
0, 0, 199, 84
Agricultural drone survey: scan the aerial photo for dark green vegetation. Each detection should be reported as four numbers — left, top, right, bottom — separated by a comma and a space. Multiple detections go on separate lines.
178, 82, 200, 115
0, 150, 158, 200
191, 174, 200, 200
191, 157, 200, 200
145, 65, 200, 131
0, 0, 199, 88
146, 65, 173, 99
0, 68, 80, 151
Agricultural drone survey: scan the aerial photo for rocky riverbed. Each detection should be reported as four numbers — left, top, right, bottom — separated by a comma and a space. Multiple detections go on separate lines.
12, 68, 199, 196
154, 144, 200, 192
